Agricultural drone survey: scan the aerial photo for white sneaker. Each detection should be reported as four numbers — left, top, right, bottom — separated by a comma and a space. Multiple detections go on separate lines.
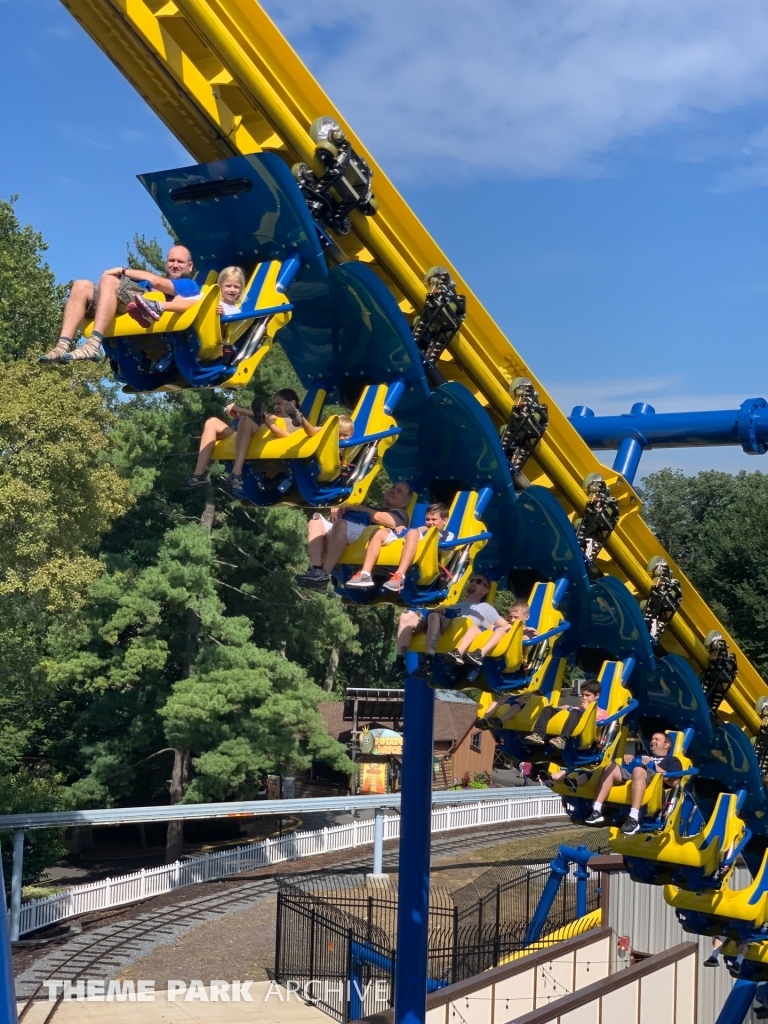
346, 572, 375, 588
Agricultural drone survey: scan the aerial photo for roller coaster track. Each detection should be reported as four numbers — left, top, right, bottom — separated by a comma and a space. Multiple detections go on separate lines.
56, 0, 765, 731
14, 818, 575, 1018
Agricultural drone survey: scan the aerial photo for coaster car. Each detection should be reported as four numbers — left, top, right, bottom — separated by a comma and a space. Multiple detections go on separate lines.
479, 581, 570, 688
665, 846, 768, 936
612, 789, 750, 891
335, 488, 491, 607
94, 152, 328, 392
212, 382, 402, 507
559, 729, 696, 829
96, 260, 293, 392
485, 658, 634, 769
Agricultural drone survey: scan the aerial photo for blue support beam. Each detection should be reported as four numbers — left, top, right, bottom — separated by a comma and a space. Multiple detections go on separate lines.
394, 662, 435, 1024
0, 845, 19, 1024
569, 398, 768, 484
715, 978, 757, 1024
523, 845, 594, 946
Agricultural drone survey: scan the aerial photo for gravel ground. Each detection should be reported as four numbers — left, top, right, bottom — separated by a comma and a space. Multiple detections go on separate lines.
119, 897, 279, 987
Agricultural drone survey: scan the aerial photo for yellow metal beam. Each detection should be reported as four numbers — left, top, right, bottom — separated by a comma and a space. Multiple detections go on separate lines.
58, 0, 765, 729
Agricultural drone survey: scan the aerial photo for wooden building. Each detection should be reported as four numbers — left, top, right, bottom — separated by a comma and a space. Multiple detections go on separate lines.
314, 688, 496, 793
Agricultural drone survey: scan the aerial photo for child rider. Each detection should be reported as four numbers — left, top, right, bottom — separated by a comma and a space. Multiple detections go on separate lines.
345, 502, 453, 591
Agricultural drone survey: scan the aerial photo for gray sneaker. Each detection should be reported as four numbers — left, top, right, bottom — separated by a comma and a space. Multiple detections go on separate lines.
346, 572, 375, 588
282, 401, 304, 428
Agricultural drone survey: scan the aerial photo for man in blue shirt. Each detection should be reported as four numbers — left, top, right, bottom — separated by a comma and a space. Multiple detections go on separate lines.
39, 245, 200, 363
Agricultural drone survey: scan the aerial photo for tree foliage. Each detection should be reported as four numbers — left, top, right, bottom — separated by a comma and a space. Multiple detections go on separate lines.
0, 197, 69, 361
640, 468, 768, 672
0, 208, 400, 881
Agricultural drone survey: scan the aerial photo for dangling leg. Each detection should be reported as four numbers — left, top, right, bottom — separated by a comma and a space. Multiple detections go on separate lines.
39, 279, 94, 362
65, 273, 122, 361
187, 418, 234, 486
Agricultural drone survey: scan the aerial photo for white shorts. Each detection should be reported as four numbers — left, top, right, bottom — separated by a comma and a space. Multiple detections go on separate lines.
314, 515, 401, 546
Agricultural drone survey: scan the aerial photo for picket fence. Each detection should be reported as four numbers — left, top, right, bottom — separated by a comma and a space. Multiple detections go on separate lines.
18, 792, 565, 936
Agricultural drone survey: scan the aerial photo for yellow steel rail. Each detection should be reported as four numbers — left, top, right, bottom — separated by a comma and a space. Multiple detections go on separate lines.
59, 0, 765, 729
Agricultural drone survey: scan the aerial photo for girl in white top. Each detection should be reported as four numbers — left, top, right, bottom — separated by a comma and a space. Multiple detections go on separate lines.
126, 264, 247, 324
216, 266, 246, 315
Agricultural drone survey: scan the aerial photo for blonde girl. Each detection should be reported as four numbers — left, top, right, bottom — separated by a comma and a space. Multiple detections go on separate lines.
128, 265, 246, 326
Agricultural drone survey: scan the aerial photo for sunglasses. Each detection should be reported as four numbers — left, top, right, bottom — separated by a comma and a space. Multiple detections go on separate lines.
469, 577, 488, 586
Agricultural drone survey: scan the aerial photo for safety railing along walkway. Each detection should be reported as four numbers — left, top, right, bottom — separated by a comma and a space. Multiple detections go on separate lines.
17, 791, 564, 937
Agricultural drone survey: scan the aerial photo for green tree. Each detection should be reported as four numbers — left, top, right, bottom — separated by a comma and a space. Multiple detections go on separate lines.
0, 196, 69, 361
640, 468, 768, 672
44, 514, 355, 854
0, 772, 67, 896
0, 201, 137, 883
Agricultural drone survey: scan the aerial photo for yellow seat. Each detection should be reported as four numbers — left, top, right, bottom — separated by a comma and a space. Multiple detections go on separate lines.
611, 791, 746, 877
339, 489, 488, 590
464, 620, 525, 675
568, 661, 632, 750
335, 385, 400, 506
213, 414, 341, 482
496, 656, 568, 732
86, 263, 291, 390
665, 847, 768, 926
477, 582, 565, 678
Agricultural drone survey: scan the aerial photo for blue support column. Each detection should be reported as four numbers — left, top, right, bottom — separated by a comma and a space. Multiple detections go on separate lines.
394, 666, 435, 1024
613, 436, 644, 484
715, 978, 757, 1024
523, 845, 593, 946
0, 844, 19, 1024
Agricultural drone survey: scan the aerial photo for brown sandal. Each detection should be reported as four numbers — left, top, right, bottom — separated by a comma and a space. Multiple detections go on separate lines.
38, 337, 73, 364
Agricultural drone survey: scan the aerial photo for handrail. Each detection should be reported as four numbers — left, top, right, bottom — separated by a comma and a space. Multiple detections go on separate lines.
220, 303, 294, 322
339, 427, 401, 447
0, 784, 552, 831
437, 533, 492, 549
522, 622, 570, 646
597, 699, 639, 728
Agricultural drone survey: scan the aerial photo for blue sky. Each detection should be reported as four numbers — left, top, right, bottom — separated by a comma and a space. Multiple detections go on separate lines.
3, 0, 768, 477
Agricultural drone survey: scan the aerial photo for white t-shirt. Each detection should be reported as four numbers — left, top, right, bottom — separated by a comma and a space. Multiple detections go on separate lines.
220, 302, 241, 316
445, 602, 500, 629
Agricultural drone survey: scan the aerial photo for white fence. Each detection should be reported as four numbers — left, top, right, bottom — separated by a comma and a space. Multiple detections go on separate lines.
18, 792, 565, 936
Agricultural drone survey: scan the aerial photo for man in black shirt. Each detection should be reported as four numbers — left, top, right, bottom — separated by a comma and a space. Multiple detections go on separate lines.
585, 730, 682, 835
296, 481, 412, 590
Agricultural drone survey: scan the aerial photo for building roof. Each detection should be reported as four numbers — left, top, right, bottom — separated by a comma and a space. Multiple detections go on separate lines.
318, 700, 480, 752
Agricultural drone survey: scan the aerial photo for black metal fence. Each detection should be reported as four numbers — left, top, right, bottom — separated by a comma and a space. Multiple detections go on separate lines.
274, 833, 607, 1022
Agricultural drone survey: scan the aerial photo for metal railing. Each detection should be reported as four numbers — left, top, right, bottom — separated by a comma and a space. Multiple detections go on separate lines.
0, 782, 551, 831
275, 848, 606, 1022
17, 792, 565, 937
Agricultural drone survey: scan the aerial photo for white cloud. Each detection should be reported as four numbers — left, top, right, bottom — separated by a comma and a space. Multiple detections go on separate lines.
546, 375, 759, 416
262, 0, 768, 180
